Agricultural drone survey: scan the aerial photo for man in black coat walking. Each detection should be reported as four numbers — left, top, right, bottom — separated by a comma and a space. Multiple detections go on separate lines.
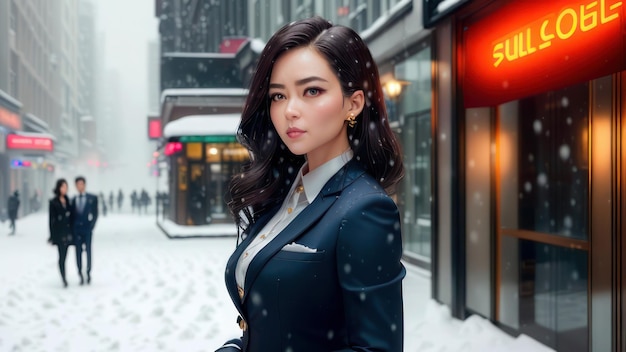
7, 190, 20, 235
71, 176, 98, 285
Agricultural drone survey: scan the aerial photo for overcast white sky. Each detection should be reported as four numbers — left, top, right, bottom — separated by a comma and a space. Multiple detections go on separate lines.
91, 0, 160, 193
95, 0, 158, 82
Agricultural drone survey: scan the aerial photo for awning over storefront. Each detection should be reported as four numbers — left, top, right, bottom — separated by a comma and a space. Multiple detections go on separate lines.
6, 131, 56, 153
160, 88, 249, 105
0, 89, 22, 131
159, 88, 248, 128
423, 0, 470, 28
163, 114, 241, 139
23, 113, 50, 134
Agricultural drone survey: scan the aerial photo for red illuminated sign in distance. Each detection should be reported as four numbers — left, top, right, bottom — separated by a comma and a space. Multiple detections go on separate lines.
7, 134, 54, 151
164, 142, 183, 156
463, 0, 625, 107
0, 107, 21, 130
219, 37, 249, 54
148, 117, 162, 140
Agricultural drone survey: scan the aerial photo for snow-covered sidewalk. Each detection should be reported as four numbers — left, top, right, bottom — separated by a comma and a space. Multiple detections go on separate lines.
156, 217, 237, 238
0, 213, 553, 351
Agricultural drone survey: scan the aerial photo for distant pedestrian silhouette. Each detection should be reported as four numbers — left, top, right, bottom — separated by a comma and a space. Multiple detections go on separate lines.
7, 190, 20, 235
131, 190, 138, 214
99, 192, 108, 217
108, 191, 114, 213
117, 189, 124, 212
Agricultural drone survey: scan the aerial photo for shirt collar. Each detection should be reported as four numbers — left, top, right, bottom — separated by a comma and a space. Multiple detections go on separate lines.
299, 149, 353, 203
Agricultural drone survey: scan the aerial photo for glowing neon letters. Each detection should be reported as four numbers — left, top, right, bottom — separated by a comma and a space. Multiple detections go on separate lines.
492, 0, 622, 67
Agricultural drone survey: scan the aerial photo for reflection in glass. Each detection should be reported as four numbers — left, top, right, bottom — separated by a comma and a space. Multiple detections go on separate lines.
402, 113, 432, 258
396, 46, 432, 261
500, 237, 588, 351
499, 83, 589, 239
204, 142, 249, 222
498, 82, 591, 351
465, 107, 492, 317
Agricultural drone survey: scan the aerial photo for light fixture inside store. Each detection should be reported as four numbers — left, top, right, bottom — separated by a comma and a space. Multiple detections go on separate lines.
384, 79, 409, 99
209, 147, 219, 155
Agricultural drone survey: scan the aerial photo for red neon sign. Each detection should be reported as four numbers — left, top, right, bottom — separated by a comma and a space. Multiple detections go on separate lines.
148, 117, 162, 139
219, 37, 249, 54
463, 0, 626, 107
164, 142, 183, 156
7, 134, 54, 151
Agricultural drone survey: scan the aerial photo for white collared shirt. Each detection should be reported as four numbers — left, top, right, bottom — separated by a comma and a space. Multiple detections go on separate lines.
235, 150, 353, 287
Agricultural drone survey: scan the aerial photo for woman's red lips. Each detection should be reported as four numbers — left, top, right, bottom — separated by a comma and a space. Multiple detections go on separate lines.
286, 127, 305, 138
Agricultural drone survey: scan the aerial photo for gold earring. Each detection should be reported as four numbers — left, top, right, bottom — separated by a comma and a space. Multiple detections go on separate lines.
346, 113, 356, 128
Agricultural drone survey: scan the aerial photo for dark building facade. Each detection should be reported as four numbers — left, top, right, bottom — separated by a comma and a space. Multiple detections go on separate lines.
155, 0, 248, 54
155, 0, 256, 92
424, 0, 626, 351
154, 0, 257, 228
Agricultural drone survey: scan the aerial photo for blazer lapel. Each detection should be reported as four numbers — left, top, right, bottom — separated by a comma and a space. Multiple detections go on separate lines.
225, 205, 279, 312
240, 160, 366, 303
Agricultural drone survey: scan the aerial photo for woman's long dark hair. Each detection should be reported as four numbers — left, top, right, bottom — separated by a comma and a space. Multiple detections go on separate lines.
228, 16, 404, 231
53, 179, 67, 197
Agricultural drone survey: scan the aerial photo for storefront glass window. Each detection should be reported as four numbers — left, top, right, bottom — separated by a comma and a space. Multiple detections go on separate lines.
500, 83, 589, 239
396, 45, 432, 262
498, 82, 590, 351
205, 142, 249, 221
500, 238, 588, 351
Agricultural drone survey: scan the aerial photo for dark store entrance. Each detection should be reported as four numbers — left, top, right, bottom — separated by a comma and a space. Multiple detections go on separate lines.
497, 81, 590, 351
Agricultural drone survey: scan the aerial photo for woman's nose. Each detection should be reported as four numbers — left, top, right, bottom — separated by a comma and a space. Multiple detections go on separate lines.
284, 98, 301, 119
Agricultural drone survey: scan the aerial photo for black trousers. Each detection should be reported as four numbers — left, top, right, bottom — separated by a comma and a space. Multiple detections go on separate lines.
9, 217, 15, 233
75, 231, 93, 275
57, 244, 69, 281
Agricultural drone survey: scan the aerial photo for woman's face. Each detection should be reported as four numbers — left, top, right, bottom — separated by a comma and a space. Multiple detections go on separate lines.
60, 182, 67, 196
269, 46, 363, 171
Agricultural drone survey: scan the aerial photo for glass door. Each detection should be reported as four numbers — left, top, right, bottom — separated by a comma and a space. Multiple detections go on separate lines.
188, 162, 209, 225
497, 82, 590, 351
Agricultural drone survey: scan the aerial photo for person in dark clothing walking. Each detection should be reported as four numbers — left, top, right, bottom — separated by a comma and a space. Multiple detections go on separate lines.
71, 176, 98, 285
99, 192, 108, 217
48, 179, 73, 288
131, 190, 138, 214
108, 191, 114, 213
7, 190, 20, 235
140, 189, 151, 214
117, 189, 124, 212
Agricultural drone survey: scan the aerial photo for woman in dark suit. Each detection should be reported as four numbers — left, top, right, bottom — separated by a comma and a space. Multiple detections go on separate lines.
217, 17, 405, 352
48, 179, 72, 288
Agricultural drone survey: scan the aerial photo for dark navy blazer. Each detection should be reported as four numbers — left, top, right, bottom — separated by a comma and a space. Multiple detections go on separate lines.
218, 160, 406, 352
71, 193, 98, 238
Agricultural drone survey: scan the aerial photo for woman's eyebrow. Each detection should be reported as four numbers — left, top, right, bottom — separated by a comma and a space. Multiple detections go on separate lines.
295, 76, 328, 85
269, 76, 328, 89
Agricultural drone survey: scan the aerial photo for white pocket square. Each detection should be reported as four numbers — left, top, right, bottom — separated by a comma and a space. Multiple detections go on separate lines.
281, 242, 318, 253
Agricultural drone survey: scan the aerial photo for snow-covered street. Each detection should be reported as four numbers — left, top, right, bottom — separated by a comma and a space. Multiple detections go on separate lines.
0, 213, 553, 351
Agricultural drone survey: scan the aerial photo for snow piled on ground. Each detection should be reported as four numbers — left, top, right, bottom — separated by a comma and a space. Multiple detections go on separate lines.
0, 213, 553, 351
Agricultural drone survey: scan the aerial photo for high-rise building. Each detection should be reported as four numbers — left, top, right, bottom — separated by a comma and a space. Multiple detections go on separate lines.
0, 0, 100, 211
78, 0, 97, 121
147, 40, 160, 114
0, 0, 66, 213
155, 0, 248, 53
76, 0, 101, 183
56, 0, 82, 162
155, 0, 256, 92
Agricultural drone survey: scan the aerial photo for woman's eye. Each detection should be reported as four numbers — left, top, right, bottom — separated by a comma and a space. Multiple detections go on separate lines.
305, 88, 321, 96
270, 93, 284, 102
